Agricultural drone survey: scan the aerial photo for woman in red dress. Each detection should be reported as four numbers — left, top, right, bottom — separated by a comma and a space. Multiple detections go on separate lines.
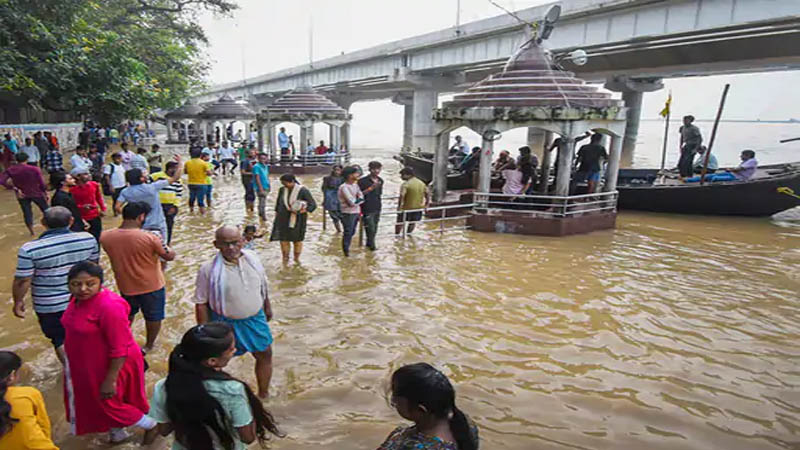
61, 261, 157, 444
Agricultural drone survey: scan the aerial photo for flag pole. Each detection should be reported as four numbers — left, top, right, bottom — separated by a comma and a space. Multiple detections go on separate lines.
659, 92, 671, 173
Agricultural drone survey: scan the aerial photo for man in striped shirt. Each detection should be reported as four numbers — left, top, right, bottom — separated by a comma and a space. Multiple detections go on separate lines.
149, 161, 184, 245
12, 206, 99, 364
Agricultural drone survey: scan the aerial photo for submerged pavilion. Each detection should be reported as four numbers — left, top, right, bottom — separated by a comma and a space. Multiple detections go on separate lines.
432, 37, 628, 236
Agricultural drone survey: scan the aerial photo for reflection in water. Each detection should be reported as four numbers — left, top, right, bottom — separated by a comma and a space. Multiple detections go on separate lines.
0, 151, 799, 450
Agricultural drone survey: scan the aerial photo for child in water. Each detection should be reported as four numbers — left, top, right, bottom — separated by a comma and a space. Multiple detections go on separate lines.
243, 225, 265, 250
0, 351, 58, 449
378, 363, 479, 450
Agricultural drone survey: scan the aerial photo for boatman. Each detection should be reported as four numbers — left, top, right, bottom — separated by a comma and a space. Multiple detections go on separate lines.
678, 115, 703, 179
450, 135, 470, 157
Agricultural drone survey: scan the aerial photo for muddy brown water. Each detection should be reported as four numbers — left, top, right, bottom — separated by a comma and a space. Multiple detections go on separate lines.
1, 150, 799, 449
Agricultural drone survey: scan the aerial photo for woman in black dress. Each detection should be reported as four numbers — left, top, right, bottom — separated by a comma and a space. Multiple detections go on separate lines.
270, 174, 316, 262
49, 172, 86, 232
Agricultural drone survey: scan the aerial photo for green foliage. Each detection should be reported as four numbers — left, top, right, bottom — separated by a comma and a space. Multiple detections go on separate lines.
0, 0, 237, 125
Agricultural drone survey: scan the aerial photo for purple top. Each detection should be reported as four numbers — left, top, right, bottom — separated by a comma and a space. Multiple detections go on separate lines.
734, 158, 758, 181
0, 163, 47, 198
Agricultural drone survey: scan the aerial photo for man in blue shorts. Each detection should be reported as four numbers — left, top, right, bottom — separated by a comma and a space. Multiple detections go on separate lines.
100, 202, 176, 353
575, 133, 608, 194
194, 225, 274, 398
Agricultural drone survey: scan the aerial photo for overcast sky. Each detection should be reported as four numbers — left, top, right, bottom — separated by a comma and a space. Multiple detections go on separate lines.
198, 0, 800, 121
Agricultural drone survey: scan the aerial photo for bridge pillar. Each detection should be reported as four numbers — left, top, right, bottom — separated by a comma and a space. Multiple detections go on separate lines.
605, 76, 663, 162
392, 92, 414, 151
412, 89, 438, 152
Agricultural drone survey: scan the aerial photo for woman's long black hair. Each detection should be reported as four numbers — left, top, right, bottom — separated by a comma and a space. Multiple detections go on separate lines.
0, 351, 22, 438
391, 362, 476, 450
165, 322, 281, 450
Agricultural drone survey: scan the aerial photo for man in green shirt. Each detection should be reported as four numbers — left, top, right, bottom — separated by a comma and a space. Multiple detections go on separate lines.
395, 166, 430, 235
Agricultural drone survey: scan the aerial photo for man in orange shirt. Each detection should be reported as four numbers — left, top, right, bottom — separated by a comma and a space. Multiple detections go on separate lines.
100, 202, 176, 353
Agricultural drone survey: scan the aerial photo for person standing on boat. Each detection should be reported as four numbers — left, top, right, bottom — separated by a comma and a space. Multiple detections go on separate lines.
449, 136, 470, 165
692, 146, 718, 174
678, 115, 703, 178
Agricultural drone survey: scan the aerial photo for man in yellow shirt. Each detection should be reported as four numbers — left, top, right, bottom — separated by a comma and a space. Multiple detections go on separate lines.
149, 161, 184, 245
184, 148, 213, 214
395, 166, 430, 235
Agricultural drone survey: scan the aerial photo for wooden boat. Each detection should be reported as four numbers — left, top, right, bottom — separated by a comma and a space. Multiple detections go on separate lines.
616, 162, 800, 216
394, 151, 475, 190
394, 151, 507, 190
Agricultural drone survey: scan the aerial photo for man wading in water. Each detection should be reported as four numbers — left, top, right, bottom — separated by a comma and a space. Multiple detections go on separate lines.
193, 226, 275, 398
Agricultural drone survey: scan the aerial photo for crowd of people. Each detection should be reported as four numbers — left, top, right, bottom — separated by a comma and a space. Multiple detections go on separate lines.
1, 134, 478, 449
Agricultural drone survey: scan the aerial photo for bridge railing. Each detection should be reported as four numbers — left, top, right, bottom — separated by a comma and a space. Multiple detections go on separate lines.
472, 191, 618, 217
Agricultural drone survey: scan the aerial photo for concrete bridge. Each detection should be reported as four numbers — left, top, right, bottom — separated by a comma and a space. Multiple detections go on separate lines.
196, 0, 800, 153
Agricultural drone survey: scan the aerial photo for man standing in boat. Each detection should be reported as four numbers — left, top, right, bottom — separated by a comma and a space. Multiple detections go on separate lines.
449, 135, 470, 165
678, 115, 703, 179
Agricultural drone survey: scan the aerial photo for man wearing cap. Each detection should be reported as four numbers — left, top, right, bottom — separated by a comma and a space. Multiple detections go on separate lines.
70, 166, 106, 241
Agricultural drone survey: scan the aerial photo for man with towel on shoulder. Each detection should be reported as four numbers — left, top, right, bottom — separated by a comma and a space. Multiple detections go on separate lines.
193, 225, 274, 398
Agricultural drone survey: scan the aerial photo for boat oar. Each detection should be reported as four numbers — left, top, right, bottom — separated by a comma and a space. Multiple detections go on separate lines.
777, 187, 800, 200
780, 137, 800, 144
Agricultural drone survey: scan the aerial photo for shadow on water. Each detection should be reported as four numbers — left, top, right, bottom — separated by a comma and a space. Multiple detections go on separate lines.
0, 150, 799, 449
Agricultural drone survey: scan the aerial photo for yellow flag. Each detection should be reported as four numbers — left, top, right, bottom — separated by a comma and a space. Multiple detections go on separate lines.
659, 91, 672, 118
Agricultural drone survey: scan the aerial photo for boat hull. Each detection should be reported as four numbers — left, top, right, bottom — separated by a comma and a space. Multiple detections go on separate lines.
617, 168, 800, 216
396, 153, 474, 190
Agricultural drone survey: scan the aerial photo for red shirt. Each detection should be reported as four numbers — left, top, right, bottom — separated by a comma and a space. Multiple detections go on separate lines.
315, 145, 328, 155
0, 163, 47, 198
70, 181, 106, 220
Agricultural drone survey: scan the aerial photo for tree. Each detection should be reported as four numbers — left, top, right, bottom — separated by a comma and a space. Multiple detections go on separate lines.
0, 0, 237, 125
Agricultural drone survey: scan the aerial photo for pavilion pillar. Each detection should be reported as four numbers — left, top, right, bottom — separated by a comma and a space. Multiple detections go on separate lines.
166, 119, 174, 142
256, 121, 264, 153
432, 131, 450, 202
554, 138, 575, 196
412, 89, 438, 152
193, 120, 202, 141
268, 125, 276, 158
341, 121, 351, 152
299, 126, 308, 156
527, 127, 546, 159
538, 131, 554, 193
478, 134, 494, 196
603, 135, 624, 192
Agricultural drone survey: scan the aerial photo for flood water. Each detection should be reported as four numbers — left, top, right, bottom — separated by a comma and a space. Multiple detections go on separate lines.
1, 145, 799, 450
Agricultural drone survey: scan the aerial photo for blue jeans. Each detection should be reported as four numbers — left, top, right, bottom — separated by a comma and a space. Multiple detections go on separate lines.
205, 184, 213, 205
188, 184, 207, 207
341, 213, 359, 255
362, 212, 380, 250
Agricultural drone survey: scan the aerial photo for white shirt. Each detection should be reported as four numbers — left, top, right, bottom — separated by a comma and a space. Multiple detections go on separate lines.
194, 256, 268, 319
97, 128, 106, 139
70, 154, 91, 170
219, 146, 236, 160
454, 140, 469, 154
103, 163, 127, 188
249, 131, 257, 142
20, 145, 39, 163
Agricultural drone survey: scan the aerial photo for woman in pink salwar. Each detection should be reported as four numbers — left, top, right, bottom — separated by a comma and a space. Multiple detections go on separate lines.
61, 261, 157, 444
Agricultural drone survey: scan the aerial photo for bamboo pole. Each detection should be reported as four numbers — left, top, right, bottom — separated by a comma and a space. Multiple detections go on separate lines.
659, 108, 671, 172
700, 84, 730, 185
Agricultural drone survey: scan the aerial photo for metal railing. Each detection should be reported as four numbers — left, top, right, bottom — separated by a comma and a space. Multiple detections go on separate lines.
473, 191, 618, 217
269, 153, 351, 167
